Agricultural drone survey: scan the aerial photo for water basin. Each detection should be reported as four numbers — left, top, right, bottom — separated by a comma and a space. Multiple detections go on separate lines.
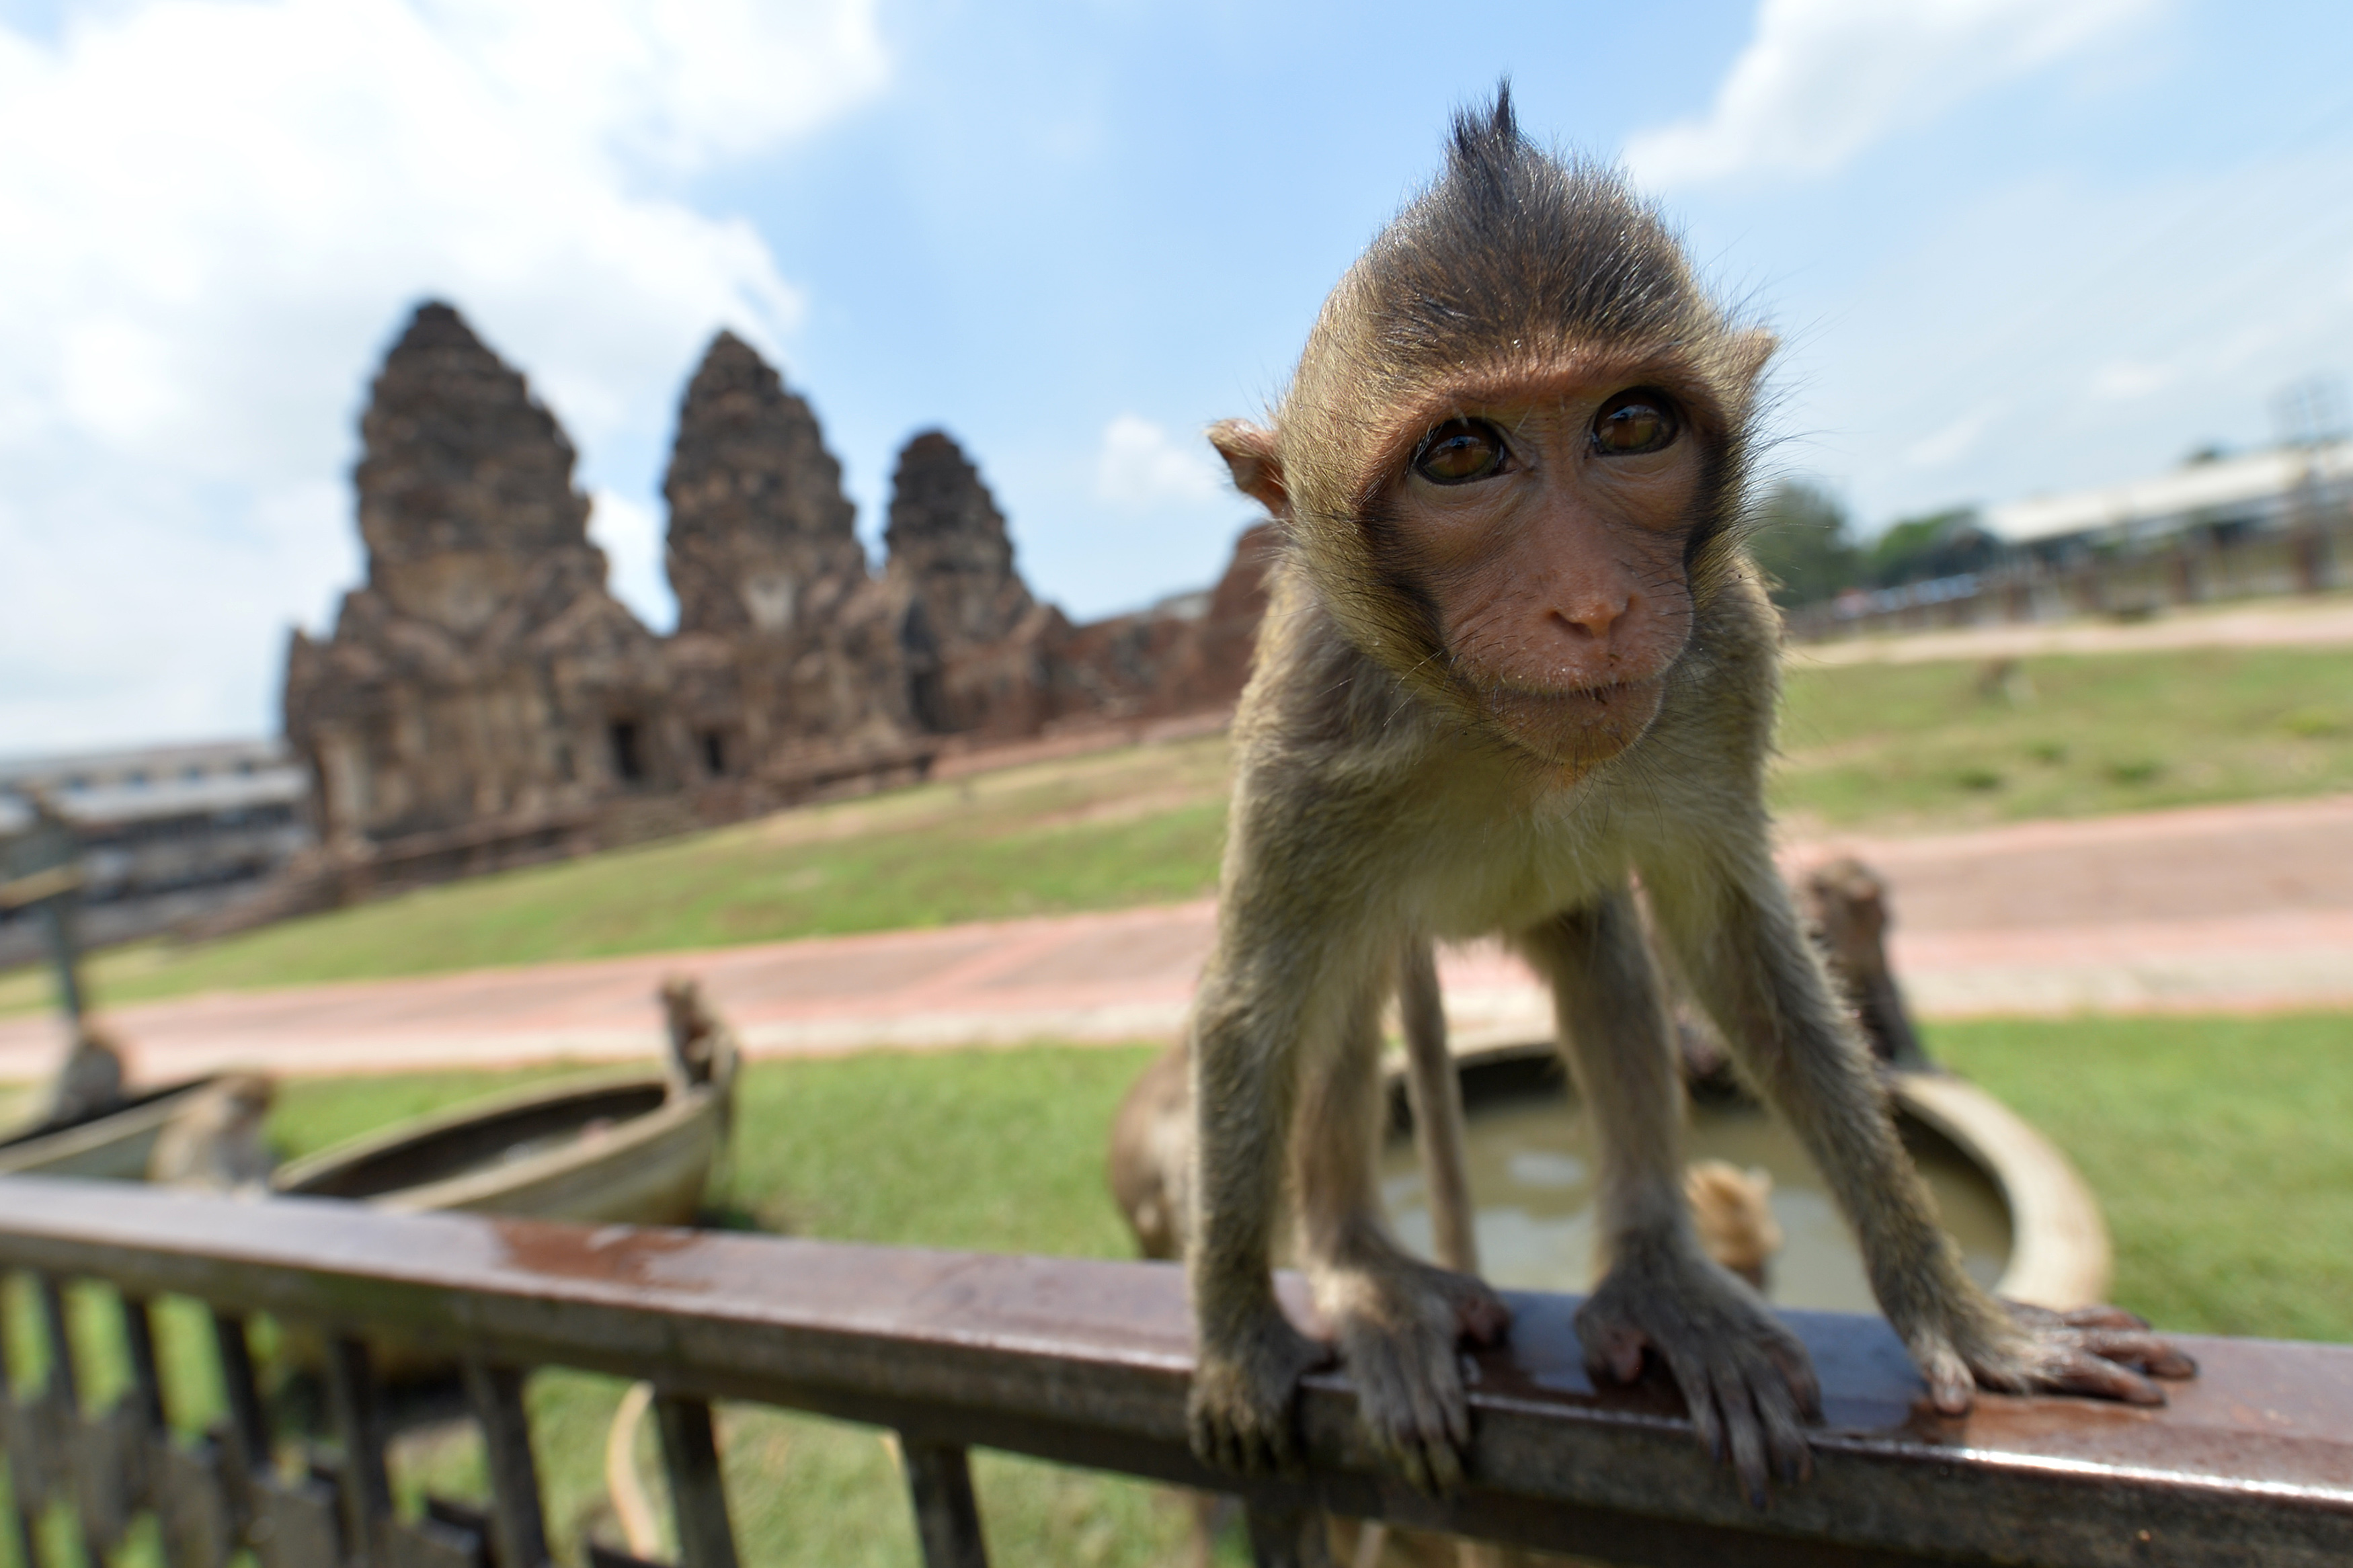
1380, 1046, 2014, 1313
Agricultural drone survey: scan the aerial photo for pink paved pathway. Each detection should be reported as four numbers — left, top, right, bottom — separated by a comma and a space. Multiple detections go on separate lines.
3, 796, 2348, 1080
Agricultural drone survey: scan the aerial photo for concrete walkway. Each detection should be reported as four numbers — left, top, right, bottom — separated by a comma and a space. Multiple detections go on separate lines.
3, 796, 2348, 1081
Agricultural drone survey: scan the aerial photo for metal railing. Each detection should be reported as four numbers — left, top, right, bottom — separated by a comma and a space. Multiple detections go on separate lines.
0, 1178, 2346, 1568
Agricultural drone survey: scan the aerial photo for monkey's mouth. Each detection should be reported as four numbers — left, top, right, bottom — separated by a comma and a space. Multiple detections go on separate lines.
1481, 677, 1666, 761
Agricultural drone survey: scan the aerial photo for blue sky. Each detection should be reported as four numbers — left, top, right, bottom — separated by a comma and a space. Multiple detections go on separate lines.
7, 0, 2353, 751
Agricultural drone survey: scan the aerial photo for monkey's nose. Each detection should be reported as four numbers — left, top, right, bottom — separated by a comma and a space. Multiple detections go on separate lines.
1546, 586, 1634, 643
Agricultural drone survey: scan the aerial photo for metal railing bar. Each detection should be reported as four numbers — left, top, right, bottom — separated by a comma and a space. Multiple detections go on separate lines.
325, 1338, 392, 1568
898, 1438, 986, 1568
648, 1397, 735, 1568
459, 1361, 550, 1568
0, 1184, 2344, 1567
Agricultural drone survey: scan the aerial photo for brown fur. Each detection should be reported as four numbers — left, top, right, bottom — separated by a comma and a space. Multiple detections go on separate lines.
1799, 856, 1929, 1070
148, 1072, 276, 1191
657, 975, 741, 1091
40, 1024, 125, 1128
1183, 89, 2190, 1503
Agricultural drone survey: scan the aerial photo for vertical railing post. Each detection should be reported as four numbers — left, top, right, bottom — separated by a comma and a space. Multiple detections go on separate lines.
208, 1311, 267, 1534
650, 1395, 738, 1568
0, 1277, 43, 1568
324, 1337, 393, 1568
1244, 1500, 1332, 1568
29, 1280, 73, 1416
898, 1438, 987, 1568
120, 1297, 166, 1432
462, 1360, 551, 1568
32, 1276, 104, 1568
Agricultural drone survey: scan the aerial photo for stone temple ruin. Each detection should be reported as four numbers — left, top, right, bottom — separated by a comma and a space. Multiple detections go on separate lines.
281, 302, 1271, 895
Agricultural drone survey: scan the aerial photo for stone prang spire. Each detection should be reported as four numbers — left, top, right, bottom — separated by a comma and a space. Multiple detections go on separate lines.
354, 302, 597, 630
662, 332, 868, 638
285, 300, 668, 848
883, 430, 1037, 649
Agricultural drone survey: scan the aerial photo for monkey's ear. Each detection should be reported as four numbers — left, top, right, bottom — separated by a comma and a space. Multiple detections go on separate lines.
1208, 419, 1290, 519
1726, 328, 1778, 390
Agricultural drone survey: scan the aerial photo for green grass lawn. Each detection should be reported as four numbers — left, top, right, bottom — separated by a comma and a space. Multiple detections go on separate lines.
1773, 645, 2353, 832
5, 644, 2350, 1018
3, 1016, 2346, 1568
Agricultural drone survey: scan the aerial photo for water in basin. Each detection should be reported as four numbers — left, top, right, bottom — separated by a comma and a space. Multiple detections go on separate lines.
1379, 1061, 2010, 1314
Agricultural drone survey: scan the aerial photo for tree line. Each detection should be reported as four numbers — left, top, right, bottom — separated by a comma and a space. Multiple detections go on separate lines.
1747, 482, 2002, 610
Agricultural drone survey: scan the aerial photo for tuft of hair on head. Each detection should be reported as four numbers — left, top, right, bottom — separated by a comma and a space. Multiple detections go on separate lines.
1448, 79, 1519, 171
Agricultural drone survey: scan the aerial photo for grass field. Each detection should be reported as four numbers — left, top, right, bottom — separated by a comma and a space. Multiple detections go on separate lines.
5, 1014, 2342, 1568
4, 643, 2350, 1018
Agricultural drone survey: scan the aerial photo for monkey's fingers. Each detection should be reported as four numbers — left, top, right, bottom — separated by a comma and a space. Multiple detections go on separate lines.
1451, 1286, 1513, 1347
2076, 1329, 2198, 1381
1578, 1321, 1651, 1388
1719, 1388, 1770, 1512
1918, 1340, 1977, 1416
2040, 1346, 2167, 1407
1749, 1360, 1817, 1489
1764, 1338, 1825, 1422
1343, 1331, 1470, 1495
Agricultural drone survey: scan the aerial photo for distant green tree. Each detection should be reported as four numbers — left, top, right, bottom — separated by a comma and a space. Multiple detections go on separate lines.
1746, 481, 1862, 608
1867, 507, 1999, 586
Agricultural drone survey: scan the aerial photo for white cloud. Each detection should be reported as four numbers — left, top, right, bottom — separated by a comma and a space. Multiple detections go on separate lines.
1093, 415, 1226, 509
2088, 358, 2178, 401
1904, 403, 2002, 468
0, 0, 886, 751
1624, 0, 2157, 189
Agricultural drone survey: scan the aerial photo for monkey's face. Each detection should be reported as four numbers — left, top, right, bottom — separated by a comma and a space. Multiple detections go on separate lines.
1387, 377, 1704, 770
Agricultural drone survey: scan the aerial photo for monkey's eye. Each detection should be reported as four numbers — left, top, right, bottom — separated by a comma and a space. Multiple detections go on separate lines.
1411, 419, 1510, 485
1591, 390, 1680, 456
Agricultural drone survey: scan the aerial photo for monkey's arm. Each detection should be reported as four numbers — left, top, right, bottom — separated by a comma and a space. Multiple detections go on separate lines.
1519, 889, 1818, 1505
1398, 937, 1478, 1276
1183, 833, 1346, 1477
1646, 845, 2192, 1415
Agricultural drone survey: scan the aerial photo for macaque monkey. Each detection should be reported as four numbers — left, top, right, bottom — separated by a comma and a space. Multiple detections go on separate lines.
39, 1023, 125, 1128
148, 1072, 276, 1191
657, 975, 740, 1091
1800, 857, 1930, 1071
1109, 1041, 1195, 1263
1680, 1163, 1780, 1294
1185, 90, 2190, 1503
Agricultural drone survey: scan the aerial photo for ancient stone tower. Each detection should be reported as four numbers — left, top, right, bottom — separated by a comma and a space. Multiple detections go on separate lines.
660, 334, 910, 769
883, 431, 1062, 735
284, 302, 671, 860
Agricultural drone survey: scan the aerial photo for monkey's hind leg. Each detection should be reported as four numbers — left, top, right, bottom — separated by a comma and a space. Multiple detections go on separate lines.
1295, 977, 1510, 1493
1519, 892, 1819, 1508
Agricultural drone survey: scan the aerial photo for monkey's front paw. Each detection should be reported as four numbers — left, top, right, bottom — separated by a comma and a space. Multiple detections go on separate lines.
1913, 1299, 2198, 1415
1324, 1262, 1511, 1494
1189, 1311, 1332, 1477
1577, 1253, 1819, 1508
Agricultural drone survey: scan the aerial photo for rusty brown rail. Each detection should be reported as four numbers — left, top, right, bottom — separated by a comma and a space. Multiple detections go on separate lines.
0, 1178, 2345, 1568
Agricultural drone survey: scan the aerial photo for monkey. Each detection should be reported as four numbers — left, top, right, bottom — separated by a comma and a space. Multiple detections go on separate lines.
1183, 89, 2190, 1505
657, 975, 741, 1092
1108, 1038, 1195, 1263
1799, 857, 1931, 1071
147, 1072, 276, 1191
1679, 1162, 1781, 1294
38, 1022, 125, 1128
